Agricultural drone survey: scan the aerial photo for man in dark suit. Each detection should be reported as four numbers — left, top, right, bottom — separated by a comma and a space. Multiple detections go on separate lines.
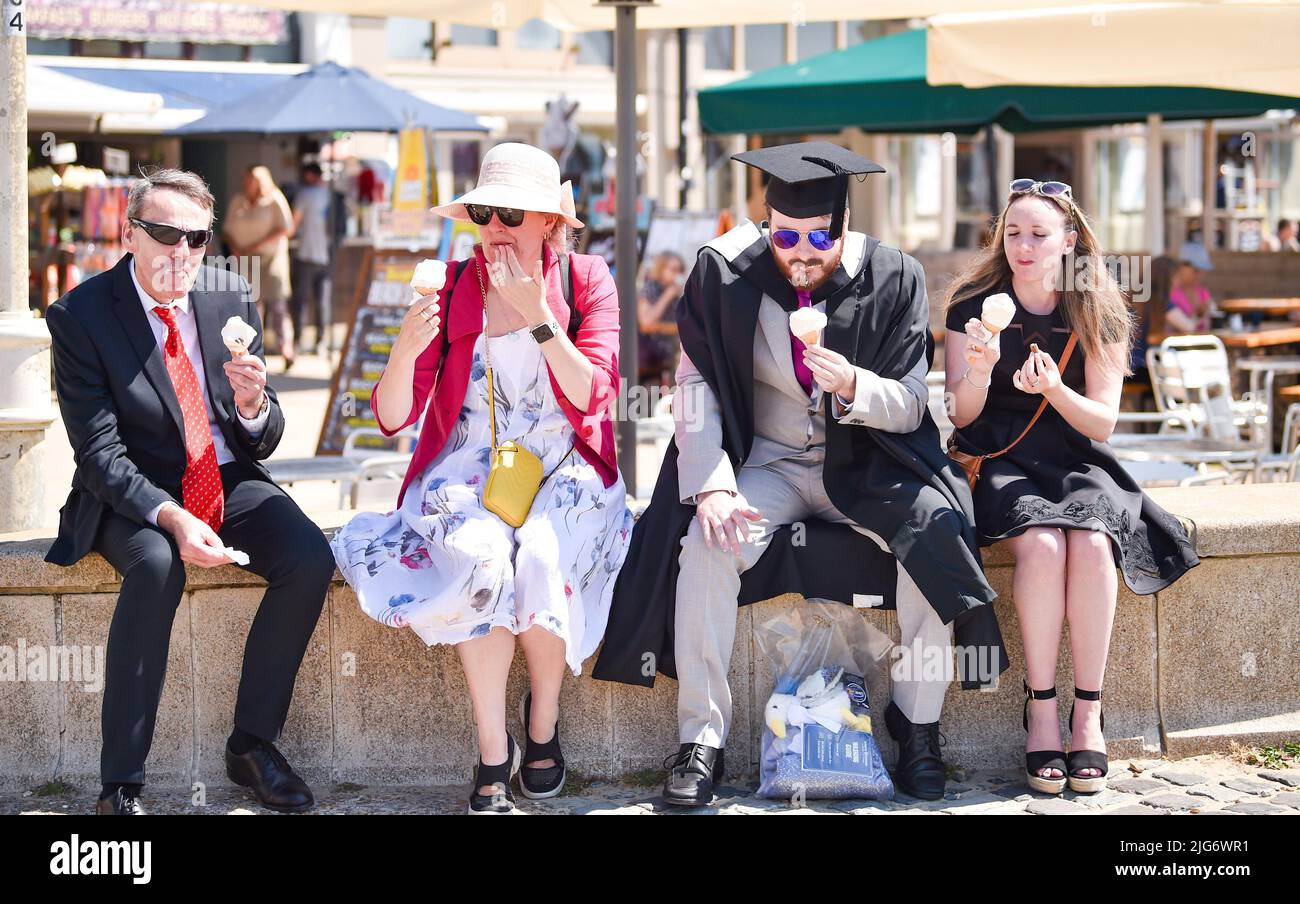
45, 168, 335, 815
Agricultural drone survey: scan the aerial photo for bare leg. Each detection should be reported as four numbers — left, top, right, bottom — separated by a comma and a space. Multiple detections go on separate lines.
456, 626, 516, 795
1007, 527, 1068, 779
517, 626, 566, 769
1064, 530, 1118, 775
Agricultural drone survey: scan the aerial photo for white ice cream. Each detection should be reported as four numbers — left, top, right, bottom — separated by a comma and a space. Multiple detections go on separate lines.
789, 307, 828, 346
411, 259, 448, 297
221, 315, 256, 358
981, 293, 1017, 333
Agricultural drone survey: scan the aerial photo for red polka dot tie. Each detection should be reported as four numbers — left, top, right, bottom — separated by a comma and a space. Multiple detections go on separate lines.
151, 305, 224, 532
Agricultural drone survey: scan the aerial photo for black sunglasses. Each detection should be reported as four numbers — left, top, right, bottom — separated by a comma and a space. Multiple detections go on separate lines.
465, 204, 526, 228
129, 217, 213, 248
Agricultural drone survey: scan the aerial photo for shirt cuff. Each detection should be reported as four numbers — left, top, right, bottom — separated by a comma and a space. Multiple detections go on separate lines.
831, 368, 870, 420
236, 396, 270, 437
147, 501, 177, 527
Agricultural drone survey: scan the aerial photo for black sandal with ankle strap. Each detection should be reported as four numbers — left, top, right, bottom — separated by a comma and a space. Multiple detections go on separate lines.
1023, 680, 1067, 794
468, 733, 521, 815
1067, 688, 1108, 793
518, 691, 566, 800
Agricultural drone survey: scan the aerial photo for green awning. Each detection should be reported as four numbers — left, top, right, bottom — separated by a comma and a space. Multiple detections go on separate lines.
699, 29, 1300, 135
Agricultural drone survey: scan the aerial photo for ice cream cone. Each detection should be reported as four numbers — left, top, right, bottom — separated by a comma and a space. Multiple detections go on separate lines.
221, 315, 256, 361
980, 292, 1016, 335
789, 307, 828, 348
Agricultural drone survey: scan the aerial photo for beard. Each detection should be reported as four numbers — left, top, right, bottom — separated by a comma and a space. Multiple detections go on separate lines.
773, 242, 844, 292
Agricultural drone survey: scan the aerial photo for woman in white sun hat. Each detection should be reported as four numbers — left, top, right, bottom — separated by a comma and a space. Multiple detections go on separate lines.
330, 142, 632, 814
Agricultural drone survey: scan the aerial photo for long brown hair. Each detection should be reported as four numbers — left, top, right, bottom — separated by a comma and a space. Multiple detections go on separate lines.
944, 190, 1133, 376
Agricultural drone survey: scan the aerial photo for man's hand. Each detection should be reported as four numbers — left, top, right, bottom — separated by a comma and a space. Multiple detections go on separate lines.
695, 490, 763, 556
223, 354, 268, 418
803, 344, 856, 400
156, 504, 233, 568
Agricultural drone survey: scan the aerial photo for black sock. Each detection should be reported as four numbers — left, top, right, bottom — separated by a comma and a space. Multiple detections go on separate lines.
227, 727, 263, 755
100, 782, 142, 800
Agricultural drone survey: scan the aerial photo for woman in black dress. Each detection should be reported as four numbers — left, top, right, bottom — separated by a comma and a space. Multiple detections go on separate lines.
942, 179, 1199, 795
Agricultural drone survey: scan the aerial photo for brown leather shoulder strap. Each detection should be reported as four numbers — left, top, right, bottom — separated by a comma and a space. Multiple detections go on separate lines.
985, 331, 1079, 461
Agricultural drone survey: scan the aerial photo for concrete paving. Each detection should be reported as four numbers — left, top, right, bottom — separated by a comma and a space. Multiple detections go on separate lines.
4, 754, 1297, 815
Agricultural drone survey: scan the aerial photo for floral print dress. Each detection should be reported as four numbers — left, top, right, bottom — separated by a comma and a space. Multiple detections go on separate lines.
330, 316, 633, 674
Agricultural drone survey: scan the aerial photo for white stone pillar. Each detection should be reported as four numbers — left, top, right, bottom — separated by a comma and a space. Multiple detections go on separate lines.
1, 27, 55, 531
1146, 113, 1165, 256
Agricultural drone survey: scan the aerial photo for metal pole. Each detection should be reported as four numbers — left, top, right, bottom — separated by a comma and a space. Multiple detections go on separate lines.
677, 27, 688, 210
1, 11, 56, 532
614, 5, 638, 495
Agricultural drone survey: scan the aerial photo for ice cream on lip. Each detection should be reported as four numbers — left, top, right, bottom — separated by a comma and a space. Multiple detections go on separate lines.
411, 259, 447, 297
789, 307, 828, 346
221, 315, 256, 359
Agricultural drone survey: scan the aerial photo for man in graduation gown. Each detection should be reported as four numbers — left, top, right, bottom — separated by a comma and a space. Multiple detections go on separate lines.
592, 140, 1008, 805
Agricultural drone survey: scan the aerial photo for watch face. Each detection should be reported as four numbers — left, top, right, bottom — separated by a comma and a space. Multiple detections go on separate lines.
531, 322, 557, 343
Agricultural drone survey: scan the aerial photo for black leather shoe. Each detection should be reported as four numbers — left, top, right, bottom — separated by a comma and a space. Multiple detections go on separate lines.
225, 740, 315, 813
662, 743, 724, 807
95, 788, 145, 815
884, 701, 947, 800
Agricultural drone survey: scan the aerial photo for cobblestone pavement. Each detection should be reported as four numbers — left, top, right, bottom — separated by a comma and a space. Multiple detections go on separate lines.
4, 754, 1298, 815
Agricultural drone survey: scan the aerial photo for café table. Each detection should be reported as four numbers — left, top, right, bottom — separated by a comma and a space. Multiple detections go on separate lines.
1214, 324, 1300, 349
1219, 298, 1300, 317
1109, 434, 1265, 481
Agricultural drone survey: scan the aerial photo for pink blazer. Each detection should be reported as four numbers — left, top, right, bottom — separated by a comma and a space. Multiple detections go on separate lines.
373, 242, 621, 508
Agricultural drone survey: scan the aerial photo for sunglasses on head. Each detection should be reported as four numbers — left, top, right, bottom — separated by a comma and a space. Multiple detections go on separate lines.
129, 218, 213, 248
1009, 179, 1073, 201
465, 204, 526, 228
762, 220, 837, 252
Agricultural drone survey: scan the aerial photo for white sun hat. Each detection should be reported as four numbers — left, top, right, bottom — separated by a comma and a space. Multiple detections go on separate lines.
431, 141, 584, 228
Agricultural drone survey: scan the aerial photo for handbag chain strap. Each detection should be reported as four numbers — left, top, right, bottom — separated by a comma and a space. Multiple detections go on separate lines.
473, 258, 500, 453
473, 254, 579, 472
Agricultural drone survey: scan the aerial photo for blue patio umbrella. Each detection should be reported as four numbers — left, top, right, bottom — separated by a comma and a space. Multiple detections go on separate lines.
173, 60, 486, 135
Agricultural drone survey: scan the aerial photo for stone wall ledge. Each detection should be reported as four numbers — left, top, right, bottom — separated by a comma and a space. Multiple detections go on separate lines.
1, 484, 1296, 790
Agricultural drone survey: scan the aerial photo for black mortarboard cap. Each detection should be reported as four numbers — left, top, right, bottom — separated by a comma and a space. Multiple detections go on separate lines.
732, 140, 886, 240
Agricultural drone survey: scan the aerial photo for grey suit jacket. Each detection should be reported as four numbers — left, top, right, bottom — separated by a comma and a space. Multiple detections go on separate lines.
673, 224, 930, 504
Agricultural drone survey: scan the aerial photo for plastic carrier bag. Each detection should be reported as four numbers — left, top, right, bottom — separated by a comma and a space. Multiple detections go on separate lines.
754, 600, 895, 801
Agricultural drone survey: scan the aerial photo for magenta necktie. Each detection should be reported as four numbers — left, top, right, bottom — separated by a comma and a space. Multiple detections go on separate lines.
790, 290, 814, 396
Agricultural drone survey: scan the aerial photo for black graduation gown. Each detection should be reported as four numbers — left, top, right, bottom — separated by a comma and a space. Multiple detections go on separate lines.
591, 230, 1009, 690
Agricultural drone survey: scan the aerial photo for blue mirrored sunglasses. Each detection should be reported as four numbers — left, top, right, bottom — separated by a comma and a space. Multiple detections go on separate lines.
762, 220, 836, 252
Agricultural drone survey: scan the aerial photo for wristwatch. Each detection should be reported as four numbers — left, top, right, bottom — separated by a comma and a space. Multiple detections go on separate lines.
530, 318, 561, 344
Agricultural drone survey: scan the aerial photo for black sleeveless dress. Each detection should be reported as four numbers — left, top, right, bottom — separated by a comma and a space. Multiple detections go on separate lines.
945, 286, 1199, 595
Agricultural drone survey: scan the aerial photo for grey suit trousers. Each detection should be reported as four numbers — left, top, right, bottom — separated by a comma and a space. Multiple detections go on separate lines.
674, 453, 954, 748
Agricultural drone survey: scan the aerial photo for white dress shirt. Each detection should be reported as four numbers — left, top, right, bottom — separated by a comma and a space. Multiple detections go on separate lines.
130, 260, 268, 525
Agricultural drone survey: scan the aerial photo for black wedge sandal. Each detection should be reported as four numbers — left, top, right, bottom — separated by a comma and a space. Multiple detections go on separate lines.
518, 691, 566, 800
1067, 688, 1109, 793
1023, 680, 1067, 795
468, 733, 521, 815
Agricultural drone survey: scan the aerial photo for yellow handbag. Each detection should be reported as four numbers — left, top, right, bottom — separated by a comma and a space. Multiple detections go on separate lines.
474, 259, 572, 528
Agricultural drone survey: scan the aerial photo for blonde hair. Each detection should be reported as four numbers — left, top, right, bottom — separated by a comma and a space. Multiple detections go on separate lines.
245, 165, 292, 225
546, 219, 576, 256
944, 190, 1133, 376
